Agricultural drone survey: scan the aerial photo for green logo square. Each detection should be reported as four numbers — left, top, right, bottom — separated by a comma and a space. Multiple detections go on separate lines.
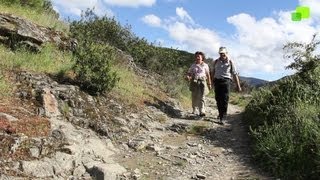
296, 6, 310, 19
291, 12, 302, 21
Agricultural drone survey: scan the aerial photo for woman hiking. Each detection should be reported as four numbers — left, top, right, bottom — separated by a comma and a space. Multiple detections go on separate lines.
186, 51, 212, 117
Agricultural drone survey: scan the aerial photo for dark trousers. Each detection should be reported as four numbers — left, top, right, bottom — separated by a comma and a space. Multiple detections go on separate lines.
214, 78, 231, 118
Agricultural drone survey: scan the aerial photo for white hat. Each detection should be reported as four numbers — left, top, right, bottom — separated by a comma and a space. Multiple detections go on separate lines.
218, 47, 227, 54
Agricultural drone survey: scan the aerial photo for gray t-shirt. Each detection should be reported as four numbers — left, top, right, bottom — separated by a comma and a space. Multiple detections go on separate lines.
211, 58, 238, 80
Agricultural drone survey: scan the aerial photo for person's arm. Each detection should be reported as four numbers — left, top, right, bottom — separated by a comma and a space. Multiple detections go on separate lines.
233, 74, 242, 92
210, 60, 216, 85
206, 67, 211, 89
230, 60, 241, 92
186, 65, 193, 81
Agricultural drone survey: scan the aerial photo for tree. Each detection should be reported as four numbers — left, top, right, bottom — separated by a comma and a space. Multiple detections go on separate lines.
284, 34, 320, 82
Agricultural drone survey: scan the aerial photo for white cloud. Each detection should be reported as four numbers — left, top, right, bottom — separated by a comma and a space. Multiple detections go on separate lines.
226, 10, 317, 78
227, 14, 285, 50
103, 0, 156, 7
142, 7, 220, 56
176, 7, 194, 24
141, 14, 162, 27
167, 22, 220, 55
51, 0, 113, 17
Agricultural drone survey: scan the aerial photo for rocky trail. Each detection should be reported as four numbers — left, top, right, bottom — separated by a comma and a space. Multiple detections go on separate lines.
114, 97, 271, 180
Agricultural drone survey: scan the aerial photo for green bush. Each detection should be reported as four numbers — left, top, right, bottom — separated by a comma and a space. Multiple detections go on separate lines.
0, 0, 20, 5
73, 41, 119, 95
245, 80, 320, 178
244, 35, 320, 179
70, 10, 132, 53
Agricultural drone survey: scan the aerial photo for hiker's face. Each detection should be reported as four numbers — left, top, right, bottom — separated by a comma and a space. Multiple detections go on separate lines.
195, 54, 203, 63
219, 53, 227, 59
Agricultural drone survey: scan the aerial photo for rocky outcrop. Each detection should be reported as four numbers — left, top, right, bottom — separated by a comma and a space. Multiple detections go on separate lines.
0, 70, 184, 179
15, 71, 126, 139
0, 114, 126, 179
0, 71, 132, 179
0, 13, 76, 51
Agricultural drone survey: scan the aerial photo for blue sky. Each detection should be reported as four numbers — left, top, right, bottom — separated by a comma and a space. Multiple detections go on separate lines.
51, 0, 320, 81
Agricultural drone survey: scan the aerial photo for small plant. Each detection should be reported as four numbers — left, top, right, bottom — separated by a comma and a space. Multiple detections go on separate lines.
229, 93, 251, 108
156, 114, 167, 124
61, 102, 70, 119
188, 123, 208, 135
173, 160, 186, 167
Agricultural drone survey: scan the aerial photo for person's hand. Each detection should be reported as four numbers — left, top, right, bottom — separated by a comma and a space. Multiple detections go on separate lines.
186, 75, 192, 81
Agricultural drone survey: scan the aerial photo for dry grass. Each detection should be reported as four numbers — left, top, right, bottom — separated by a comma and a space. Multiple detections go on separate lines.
0, 98, 50, 161
0, 101, 50, 137
0, 4, 68, 32
111, 64, 169, 110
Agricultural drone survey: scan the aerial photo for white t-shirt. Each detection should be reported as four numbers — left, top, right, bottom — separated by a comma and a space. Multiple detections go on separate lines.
188, 62, 209, 79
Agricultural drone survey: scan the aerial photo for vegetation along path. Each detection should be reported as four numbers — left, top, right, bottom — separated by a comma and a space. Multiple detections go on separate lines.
115, 97, 271, 179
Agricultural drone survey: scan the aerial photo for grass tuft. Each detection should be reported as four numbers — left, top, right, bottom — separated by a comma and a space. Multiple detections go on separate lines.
0, 44, 73, 73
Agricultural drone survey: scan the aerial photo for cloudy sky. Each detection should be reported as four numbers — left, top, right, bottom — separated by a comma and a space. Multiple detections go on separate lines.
51, 0, 320, 81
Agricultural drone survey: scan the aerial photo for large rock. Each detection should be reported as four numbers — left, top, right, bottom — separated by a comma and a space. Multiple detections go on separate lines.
88, 163, 127, 180
41, 88, 61, 118
0, 13, 76, 51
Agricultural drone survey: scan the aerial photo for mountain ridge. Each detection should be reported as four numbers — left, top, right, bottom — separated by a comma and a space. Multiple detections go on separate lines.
239, 76, 269, 87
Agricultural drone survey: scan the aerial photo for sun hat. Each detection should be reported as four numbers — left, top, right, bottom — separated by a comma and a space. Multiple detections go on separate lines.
218, 47, 227, 54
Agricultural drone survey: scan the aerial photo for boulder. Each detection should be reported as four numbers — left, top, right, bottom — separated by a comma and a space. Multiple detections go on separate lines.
0, 13, 76, 51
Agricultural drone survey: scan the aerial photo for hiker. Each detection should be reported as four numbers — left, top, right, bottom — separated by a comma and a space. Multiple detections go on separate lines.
210, 47, 241, 124
186, 51, 211, 117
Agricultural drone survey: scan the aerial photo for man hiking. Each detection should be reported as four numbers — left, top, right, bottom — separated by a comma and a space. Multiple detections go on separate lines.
210, 47, 241, 124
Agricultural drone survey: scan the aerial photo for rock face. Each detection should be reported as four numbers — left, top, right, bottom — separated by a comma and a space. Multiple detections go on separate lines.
0, 13, 76, 51
0, 71, 132, 179
16, 71, 124, 139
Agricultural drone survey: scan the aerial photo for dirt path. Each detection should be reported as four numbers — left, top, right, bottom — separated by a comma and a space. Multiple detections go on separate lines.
115, 97, 271, 180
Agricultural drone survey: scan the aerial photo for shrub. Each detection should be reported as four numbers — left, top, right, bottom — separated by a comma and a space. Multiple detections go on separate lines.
70, 10, 132, 53
244, 35, 320, 179
73, 41, 119, 95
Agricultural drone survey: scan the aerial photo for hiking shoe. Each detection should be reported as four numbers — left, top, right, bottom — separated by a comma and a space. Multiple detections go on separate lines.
219, 114, 225, 125
199, 113, 206, 117
219, 118, 224, 125
191, 108, 197, 115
